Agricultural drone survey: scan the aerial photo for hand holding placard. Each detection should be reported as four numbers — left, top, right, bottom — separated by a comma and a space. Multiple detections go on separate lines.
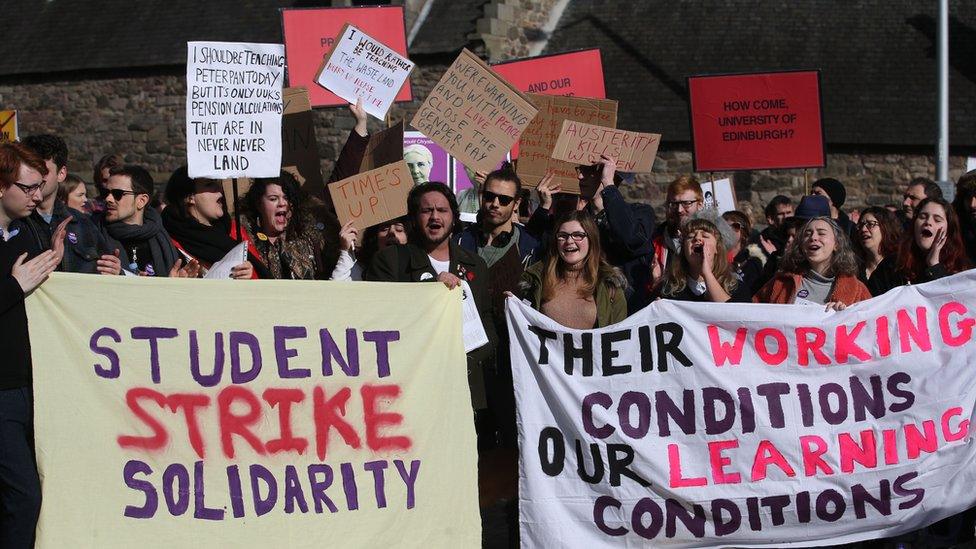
328, 160, 411, 231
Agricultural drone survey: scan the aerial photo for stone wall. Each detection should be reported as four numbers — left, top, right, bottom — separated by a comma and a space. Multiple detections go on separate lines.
478, 0, 560, 61
1, 61, 968, 227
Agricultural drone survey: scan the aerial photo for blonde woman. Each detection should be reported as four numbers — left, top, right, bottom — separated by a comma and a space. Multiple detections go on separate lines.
660, 218, 750, 302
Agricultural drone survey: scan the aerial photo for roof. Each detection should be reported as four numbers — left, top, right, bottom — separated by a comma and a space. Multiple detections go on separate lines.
409, 0, 487, 55
0, 0, 297, 76
542, 0, 976, 148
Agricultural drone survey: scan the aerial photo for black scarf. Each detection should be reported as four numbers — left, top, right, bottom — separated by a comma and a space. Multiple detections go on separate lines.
161, 208, 239, 264
103, 207, 179, 275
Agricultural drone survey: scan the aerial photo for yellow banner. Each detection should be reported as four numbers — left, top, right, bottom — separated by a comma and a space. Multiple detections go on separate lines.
0, 110, 16, 142
27, 274, 480, 548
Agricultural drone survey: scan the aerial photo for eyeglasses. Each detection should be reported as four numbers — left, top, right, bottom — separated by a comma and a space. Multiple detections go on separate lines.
99, 188, 139, 201
12, 181, 44, 196
667, 199, 699, 210
856, 220, 880, 230
556, 231, 588, 242
482, 190, 516, 207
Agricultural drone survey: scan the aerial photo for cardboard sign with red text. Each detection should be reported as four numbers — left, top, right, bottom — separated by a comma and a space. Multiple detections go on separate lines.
410, 49, 537, 173
509, 271, 976, 547
281, 6, 411, 108
329, 160, 411, 230
492, 49, 606, 98
551, 120, 660, 173
688, 70, 825, 172
517, 94, 617, 193
28, 274, 480, 548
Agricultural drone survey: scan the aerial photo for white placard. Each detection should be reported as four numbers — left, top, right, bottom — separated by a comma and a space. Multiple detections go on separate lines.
460, 280, 489, 353
186, 41, 285, 178
315, 24, 415, 120
702, 177, 737, 214
966, 157, 976, 173
203, 242, 248, 279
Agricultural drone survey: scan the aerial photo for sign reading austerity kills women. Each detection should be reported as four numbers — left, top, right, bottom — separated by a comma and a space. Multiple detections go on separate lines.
688, 70, 825, 172
27, 274, 480, 548
508, 270, 976, 547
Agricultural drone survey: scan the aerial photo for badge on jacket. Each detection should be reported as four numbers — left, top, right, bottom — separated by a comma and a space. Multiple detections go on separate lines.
67, 232, 78, 244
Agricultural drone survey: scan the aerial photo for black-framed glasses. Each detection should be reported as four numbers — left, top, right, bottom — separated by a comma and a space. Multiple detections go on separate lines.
556, 231, 588, 242
12, 181, 44, 196
482, 190, 516, 207
667, 199, 699, 210
99, 188, 139, 201
857, 220, 880, 230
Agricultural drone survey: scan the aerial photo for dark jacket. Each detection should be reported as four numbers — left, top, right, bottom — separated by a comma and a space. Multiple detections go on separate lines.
518, 261, 628, 328
366, 240, 497, 367
23, 202, 121, 274
525, 185, 655, 312
456, 223, 542, 269
0, 220, 44, 389
858, 256, 905, 297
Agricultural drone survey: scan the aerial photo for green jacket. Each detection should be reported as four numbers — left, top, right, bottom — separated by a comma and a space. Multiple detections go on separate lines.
518, 261, 628, 328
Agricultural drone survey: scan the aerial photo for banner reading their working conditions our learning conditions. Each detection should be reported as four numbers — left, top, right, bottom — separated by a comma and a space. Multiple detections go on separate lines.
27, 274, 480, 548
508, 270, 976, 548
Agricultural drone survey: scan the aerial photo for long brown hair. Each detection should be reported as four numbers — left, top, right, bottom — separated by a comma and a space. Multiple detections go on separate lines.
541, 210, 614, 302
852, 206, 902, 260
897, 197, 970, 281
778, 216, 860, 277
663, 218, 737, 296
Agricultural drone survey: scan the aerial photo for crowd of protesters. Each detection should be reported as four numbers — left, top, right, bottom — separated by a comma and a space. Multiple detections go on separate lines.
2, 106, 976, 547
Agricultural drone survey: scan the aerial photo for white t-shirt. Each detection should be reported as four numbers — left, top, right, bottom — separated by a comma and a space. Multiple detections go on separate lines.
428, 255, 450, 275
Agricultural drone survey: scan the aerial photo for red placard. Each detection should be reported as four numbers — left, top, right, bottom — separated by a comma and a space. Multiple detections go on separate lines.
281, 6, 412, 108
492, 49, 606, 98
687, 70, 825, 172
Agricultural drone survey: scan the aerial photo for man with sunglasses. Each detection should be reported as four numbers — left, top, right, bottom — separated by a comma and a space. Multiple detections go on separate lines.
96, 165, 179, 276
21, 135, 122, 275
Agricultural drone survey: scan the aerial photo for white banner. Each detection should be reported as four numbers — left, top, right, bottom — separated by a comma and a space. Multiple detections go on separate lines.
186, 41, 285, 178
508, 270, 976, 547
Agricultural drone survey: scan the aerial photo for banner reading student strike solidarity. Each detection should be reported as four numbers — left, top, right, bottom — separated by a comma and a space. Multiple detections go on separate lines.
27, 274, 481, 548
508, 270, 976, 547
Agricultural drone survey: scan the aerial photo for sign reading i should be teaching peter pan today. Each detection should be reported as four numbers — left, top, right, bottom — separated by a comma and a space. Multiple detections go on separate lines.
186, 41, 286, 179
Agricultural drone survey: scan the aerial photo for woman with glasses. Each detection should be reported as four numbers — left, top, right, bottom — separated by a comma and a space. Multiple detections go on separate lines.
754, 216, 871, 310
722, 210, 765, 295
518, 210, 626, 328
660, 217, 751, 303
852, 206, 904, 296
896, 197, 971, 284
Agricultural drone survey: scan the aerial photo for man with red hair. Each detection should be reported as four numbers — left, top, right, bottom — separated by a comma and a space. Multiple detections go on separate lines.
0, 142, 68, 547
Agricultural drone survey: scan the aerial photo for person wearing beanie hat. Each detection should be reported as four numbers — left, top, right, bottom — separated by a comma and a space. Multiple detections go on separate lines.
810, 177, 855, 236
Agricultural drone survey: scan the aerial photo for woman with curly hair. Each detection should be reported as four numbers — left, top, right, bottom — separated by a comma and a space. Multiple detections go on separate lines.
236, 170, 328, 280
519, 210, 626, 328
896, 197, 970, 284
852, 206, 904, 296
660, 217, 751, 302
754, 216, 871, 310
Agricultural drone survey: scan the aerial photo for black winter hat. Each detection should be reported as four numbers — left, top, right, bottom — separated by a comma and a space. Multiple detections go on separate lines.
811, 178, 846, 208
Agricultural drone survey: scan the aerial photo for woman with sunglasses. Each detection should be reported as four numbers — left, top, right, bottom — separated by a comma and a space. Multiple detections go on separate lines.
518, 210, 626, 328
896, 197, 971, 284
722, 210, 765, 295
852, 206, 904, 296
660, 217, 751, 303
754, 216, 871, 311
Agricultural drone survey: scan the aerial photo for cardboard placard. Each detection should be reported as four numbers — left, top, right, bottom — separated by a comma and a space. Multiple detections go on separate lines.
517, 94, 618, 194
281, 6, 412, 108
280, 87, 325, 197
315, 24, 415, 120
186, 41, 285, 179
329, 160, 411, 230
361, 121, 405, 172
0, 110, 17, 142
551, 120, 661, 173
687, 70, 825, 172
492, 49, 606, 98
410, 49, 538, 173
